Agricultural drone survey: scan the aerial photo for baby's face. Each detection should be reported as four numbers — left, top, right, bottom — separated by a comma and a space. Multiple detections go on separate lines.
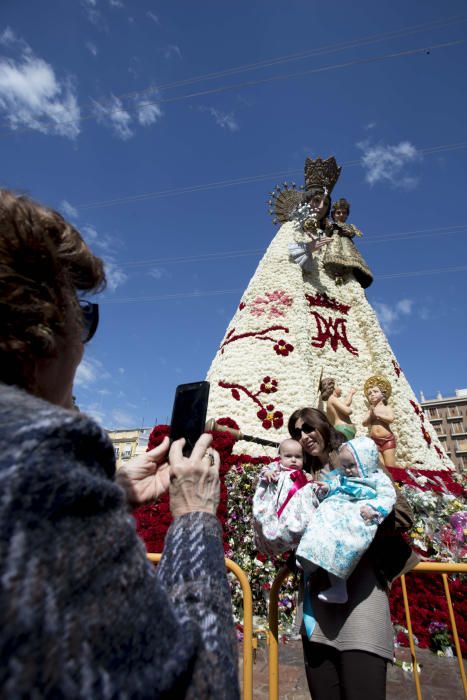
279, 439, 304, 469
338, 446, 360, 477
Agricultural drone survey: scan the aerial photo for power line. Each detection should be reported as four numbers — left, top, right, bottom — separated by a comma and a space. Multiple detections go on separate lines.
140, 38, 467, 108
119, 224, 467, 269
87, 14, 467, 107
77, 139, 467, 211
2, 36, 466, 138
100, 264, 467, 304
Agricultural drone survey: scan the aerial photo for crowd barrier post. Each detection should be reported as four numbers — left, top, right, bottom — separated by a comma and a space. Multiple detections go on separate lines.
267, 562, 467, 700
400, 562, 467, 700
147, 553, 254, 700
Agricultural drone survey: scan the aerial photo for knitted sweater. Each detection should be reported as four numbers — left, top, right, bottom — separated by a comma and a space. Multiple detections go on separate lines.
0, 384, 239, 699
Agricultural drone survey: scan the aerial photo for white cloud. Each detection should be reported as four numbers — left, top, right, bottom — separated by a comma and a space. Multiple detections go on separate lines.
92, 94, 133, 140
81, 224, 113, 253
104, 258, 128, 292
373, 298, 414, 335
137, 101, 162, 126
82, 402, 107, 424
109, 0, 124, 7
162, 44, 182, 60
365, 121, 376, 130
61, 200, 78, 220
148, 266, 168, 280
85, 41, 98, 57
75, 356, 109, 388
201, 106, 238, 132
357, 139, 419, 189
0, 27, 24, 49
81, 0, 101, 25
118, 367, 125, 374
92, 91, 162, 138
111, 408, 137, 427
0, 48, 80, 138
147, 11, 159, 23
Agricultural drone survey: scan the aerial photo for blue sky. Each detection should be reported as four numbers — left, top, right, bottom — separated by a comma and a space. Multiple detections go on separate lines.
1, 0, 466, 428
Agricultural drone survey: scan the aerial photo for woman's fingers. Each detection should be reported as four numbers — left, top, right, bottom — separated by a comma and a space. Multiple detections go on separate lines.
146, 436, 170, 464
190, 433, 214, 462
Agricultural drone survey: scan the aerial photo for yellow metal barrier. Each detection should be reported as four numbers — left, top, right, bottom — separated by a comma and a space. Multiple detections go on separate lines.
147, 553, 253, 700
268, 562, 467, 700
400, 562, 467, 700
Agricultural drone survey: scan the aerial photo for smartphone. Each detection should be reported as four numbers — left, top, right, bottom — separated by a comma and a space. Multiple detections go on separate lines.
169, 381, 210, 456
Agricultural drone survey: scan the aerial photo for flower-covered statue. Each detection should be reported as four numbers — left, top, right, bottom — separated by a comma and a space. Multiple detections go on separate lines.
319, 377, 356, 440
206, 153, 453, 473
363, 375, 396, 468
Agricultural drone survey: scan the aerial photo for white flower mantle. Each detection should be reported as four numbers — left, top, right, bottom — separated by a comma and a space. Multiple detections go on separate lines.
206, 221, 453, 470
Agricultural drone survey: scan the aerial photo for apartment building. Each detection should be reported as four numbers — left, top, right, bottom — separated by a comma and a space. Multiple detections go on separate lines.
421, 389, 467, 471
107, 427, 152, 469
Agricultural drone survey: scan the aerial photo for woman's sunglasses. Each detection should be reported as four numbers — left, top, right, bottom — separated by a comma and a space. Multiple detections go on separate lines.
79, 301, 99, 344
291, 423, 315, 441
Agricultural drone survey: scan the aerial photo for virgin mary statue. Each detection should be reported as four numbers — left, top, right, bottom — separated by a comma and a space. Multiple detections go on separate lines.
206, 155, 452, 471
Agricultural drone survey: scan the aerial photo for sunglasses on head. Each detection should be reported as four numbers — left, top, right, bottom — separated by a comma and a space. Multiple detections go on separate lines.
291, 423, 315, 441
79, 300, 99, 344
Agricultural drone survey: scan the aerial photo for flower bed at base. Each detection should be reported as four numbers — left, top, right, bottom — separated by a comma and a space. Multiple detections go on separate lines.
133, 424, 466, 655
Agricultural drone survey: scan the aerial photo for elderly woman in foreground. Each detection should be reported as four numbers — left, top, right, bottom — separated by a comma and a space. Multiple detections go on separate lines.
0, 190, 239, 699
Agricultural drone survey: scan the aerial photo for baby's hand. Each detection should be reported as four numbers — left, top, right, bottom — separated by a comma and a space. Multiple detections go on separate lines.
262, 467, 279, 484
313, 481, 330, 499
360, 504, 377, 524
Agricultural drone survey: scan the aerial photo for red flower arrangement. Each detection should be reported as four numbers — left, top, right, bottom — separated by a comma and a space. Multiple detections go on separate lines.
134, 424, 465, 654
256, 405, 284, 430
390, 572, 466, 655
273, 339, 294, 356
388, 466, 465, 498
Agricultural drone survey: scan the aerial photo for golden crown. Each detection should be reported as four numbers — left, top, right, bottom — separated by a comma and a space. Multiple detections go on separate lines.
332, 197, 350, 212
304, 155, 341, 195
364, 375, 392, 400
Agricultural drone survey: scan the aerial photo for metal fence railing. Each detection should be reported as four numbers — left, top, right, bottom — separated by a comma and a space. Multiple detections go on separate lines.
147, 553, 254, 700
268, 562, 467, 700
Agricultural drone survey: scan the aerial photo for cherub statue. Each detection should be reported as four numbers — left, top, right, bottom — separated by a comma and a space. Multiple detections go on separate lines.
322, 197, 373, 289
320, 377, 356, 440
362, 375, 396, 467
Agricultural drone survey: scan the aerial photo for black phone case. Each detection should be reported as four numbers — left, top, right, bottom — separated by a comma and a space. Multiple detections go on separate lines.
169, 381, 210, 456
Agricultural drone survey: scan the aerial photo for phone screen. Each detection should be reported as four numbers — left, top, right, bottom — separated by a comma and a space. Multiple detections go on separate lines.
169, 381, 210, 456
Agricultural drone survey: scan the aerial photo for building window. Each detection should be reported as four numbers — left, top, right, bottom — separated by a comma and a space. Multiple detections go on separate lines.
428, 407, 439, 418
448, 406, 462, 418
114, 447, 120, 458
122, 447, 132, 459
455, 439, 467, 453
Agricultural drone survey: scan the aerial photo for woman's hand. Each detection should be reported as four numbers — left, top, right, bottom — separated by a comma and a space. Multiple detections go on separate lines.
116, 436, 170, 507
169, 433, 220, 518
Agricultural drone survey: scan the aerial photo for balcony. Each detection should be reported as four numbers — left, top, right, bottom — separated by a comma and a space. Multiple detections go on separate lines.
429, 416, 443, 423
451, 427, 467, 438
447, 413, 463, 421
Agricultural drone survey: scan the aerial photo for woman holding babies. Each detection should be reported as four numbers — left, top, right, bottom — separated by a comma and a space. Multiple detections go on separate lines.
253, 406, 415, 700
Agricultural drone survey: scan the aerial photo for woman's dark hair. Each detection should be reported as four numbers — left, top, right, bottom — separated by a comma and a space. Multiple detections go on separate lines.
287, 407, 345, 473
0, 189, 106, 391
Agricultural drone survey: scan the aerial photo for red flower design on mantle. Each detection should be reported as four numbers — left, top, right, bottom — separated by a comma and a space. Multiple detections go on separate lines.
273, 339, 294, 356
257, 405, 283, 430
249, 290, 293, 318
219, 378, 284, 430
310, 311, 358, 356
219, 325, 294, 357
306, 292, 350, 316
